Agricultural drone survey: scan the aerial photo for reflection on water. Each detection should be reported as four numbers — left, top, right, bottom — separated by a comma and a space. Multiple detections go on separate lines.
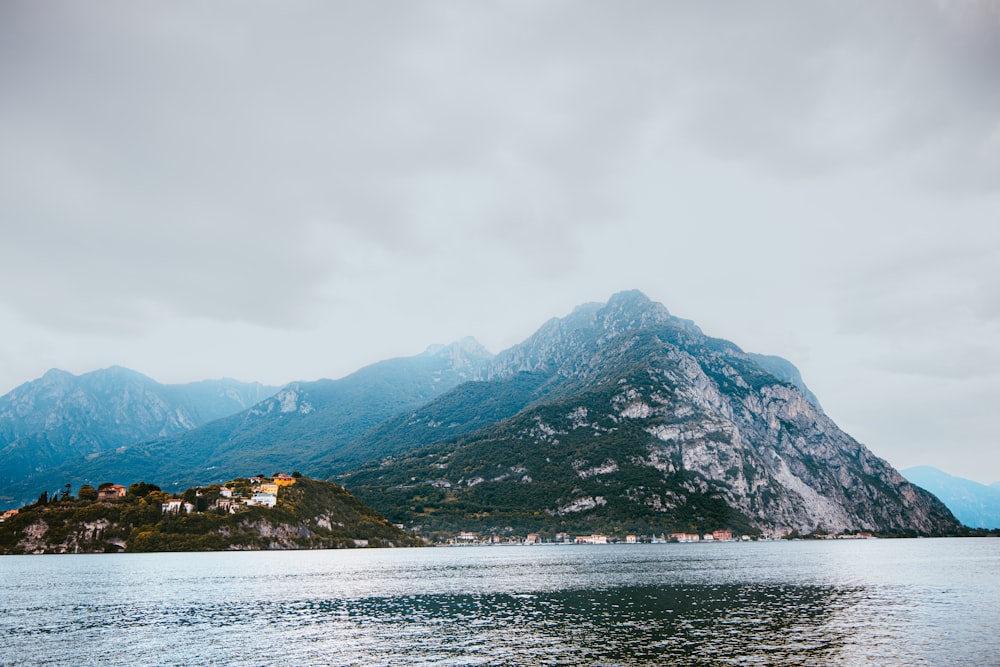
1, 540, 997, 666
6, 584, 854, 665
303, 584, 853, 666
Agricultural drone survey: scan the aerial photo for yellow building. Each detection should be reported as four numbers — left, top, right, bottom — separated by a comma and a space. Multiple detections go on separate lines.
273, 473, 296, 486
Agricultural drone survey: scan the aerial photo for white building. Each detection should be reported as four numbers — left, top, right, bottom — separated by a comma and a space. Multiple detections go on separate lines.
248, 492, 277, 508
162, 499, 185, 513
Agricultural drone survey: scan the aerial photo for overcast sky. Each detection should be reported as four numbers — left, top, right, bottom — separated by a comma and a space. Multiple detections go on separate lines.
1, 1, 998, 482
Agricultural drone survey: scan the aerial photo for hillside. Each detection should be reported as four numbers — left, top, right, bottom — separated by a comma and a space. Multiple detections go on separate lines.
0, 476, 419, 554
8, 339, 493, 505
343, 291, 959, 538
0, 368, 276, 508
1, 291, 961, 540
321, 370, 555, 473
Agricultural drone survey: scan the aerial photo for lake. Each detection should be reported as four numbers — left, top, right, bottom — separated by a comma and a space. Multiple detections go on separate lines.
1, 538, 997, 666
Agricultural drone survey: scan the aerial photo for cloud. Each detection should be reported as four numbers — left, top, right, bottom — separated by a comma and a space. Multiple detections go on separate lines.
1, 0, 999, 478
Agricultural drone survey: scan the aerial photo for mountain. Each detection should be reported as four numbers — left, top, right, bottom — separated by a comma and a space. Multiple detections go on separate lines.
901, 466, 1000, 529
320, 370, 554, 473
344, 291, 958, 537
0, 475, 419, 554
747, 353, 821, 409
0, 367, 276, 507
15, 339, 494, 502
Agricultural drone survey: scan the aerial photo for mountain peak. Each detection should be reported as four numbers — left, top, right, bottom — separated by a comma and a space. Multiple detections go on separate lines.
40, 368, 76, 386
489, 291, 693, 378
606, 289, 655, 309
598, 290, 674, 332
748, 353, 822, 410
424, 336, 492, 359
86, 365, 157, 383
347, 291, 959, 536
902, 466, 1000, 529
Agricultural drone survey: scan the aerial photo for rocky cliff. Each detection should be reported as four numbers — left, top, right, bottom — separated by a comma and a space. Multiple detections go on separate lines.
345, 291, 958, 536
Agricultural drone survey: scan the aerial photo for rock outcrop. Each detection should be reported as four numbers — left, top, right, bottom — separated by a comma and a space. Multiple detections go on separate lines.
346, 291, 958, 536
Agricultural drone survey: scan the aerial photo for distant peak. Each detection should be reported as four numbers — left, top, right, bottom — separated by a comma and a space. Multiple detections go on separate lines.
604, 290, 671, 317
425, 337, 493, 359
87, 365, 156, 382
455, 336, 492, 356
104, 365, 136, 374
607, 289, 653, 307
38, 368, 76, 388
748, 354, 822, 410
596, 290, 674, 330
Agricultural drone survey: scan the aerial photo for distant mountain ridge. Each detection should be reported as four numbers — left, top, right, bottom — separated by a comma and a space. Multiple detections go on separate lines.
0, 368, 277, 508
0, 291, 960, 539
3, 339, 494, 506
345, 291, 957, 537
902, 466, 1000, 529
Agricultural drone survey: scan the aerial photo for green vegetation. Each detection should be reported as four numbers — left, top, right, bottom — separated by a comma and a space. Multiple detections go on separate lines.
5, 345, 491, 509
0, 476, 420, 554
0, 369, 277, 509
322, 371, 553, 473
344, 372, 760, 538
2, 291, 963, 542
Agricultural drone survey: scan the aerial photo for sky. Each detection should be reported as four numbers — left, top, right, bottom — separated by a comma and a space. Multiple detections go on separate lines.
1, 1, 998, 483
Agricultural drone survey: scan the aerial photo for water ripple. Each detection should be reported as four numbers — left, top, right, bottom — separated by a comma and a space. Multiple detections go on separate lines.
1, 540, 997, 666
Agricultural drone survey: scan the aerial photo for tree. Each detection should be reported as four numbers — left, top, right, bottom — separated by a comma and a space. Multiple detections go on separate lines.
78, 485, 98, 502
128, 482, 161, 498
61, 483, 71, 501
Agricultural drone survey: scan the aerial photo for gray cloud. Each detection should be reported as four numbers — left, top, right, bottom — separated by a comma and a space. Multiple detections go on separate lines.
1, 0, 998, 479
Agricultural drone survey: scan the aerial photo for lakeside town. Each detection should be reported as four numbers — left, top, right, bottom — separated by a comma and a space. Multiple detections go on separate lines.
435, 528, 876, 546
0, 472, 301, 524
1, 473, 877, 547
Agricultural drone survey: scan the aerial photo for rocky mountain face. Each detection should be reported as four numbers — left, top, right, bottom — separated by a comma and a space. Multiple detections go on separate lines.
902, 466, 1000, 529
346, 291, 958, 536
9, 339, 495, 505
2, 291, 960, 537
0, 367, 276, 507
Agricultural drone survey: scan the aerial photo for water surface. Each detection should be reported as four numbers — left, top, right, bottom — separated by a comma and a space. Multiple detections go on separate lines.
1, 539, 997, 665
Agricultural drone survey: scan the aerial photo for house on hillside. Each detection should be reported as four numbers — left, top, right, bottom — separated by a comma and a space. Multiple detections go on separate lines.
160, 499, 195, 514
248, 492, 277, 508
213, 498, 241, 514
0, 509, 19, 522
98, 485, 127, 500
273, 473, 296, 486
